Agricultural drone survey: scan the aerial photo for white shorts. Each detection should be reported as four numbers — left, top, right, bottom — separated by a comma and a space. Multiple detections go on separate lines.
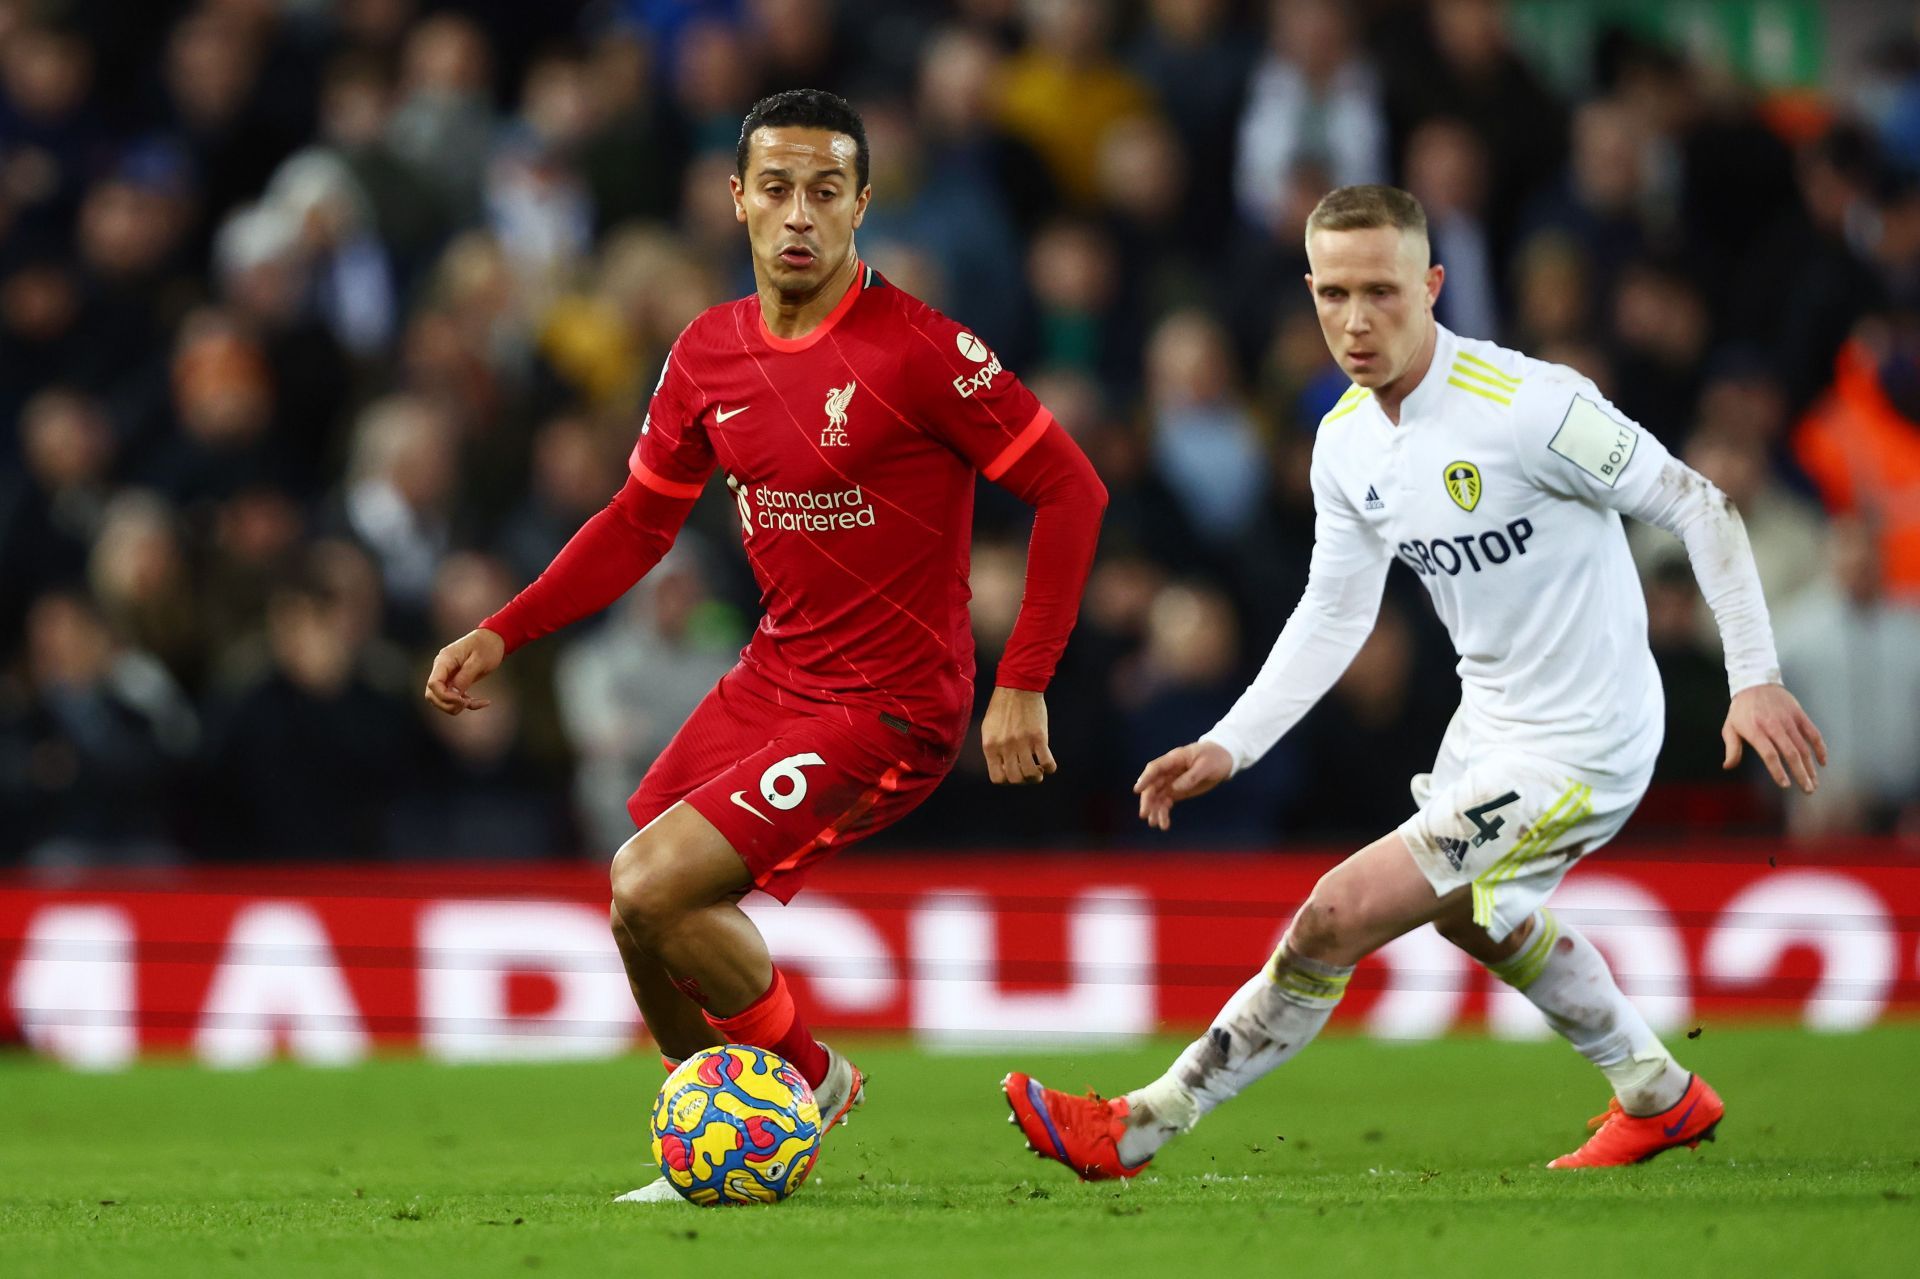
1397, 712, 1651, 942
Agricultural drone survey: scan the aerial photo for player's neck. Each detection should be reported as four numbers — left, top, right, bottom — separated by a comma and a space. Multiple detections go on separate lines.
1373, 320, 1440, 426
758, 253, 861, 340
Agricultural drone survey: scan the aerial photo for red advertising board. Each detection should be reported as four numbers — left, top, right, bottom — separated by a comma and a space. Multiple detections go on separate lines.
2, 846, 1915, 1067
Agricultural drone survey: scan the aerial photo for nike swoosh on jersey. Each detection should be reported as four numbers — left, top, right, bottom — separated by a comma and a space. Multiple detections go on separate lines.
715, 405, 750, 422
729, 790, 774, 823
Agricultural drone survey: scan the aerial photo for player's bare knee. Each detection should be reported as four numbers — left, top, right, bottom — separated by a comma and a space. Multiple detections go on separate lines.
1289, 873, 1360, 959
608, 838, 690, 941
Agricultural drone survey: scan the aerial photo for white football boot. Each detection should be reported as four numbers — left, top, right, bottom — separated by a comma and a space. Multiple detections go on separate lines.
812, 1042, 867, 1134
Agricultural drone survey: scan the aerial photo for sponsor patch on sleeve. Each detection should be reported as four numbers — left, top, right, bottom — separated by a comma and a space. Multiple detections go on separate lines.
1547, 395, 1639, 487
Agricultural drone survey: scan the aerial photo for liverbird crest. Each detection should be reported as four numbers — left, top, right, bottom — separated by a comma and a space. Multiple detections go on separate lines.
824, 380, 856, 430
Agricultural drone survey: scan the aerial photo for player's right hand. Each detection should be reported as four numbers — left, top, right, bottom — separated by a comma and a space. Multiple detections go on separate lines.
424, 627, 506, 715
1133, 740, 1234, 831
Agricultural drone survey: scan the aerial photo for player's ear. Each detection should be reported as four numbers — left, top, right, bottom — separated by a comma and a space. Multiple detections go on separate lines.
1302, 272, 1315, 296
1427, 262, 1446, 308
851, 184, 871, 229
729, 173, 747, 224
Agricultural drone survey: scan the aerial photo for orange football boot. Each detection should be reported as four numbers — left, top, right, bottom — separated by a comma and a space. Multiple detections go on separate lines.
1548, 1074, 1724, 1168
1002, 1071, 1148, 1181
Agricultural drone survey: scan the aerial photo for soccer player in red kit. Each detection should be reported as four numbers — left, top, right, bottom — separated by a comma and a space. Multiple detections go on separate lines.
424, 90, 1107, 1194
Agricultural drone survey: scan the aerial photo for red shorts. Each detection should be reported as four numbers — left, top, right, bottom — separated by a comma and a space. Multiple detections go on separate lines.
627, 668, 955, 902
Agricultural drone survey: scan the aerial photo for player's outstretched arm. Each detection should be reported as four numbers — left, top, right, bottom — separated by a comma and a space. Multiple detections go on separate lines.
980, 419, 1106, 786
453, 474, 695, 669
424, 627, 505, 715
982, 686, 1056, 785
1722, 684, 1828, 794
1134, 740, 1234, 831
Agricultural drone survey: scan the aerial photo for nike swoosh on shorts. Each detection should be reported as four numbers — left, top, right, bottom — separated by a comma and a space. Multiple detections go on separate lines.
729, 790, 773, 823
715, 406, 749, 422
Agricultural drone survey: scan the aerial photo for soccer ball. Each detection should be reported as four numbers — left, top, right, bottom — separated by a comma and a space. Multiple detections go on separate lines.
650, 1044, 823, 1206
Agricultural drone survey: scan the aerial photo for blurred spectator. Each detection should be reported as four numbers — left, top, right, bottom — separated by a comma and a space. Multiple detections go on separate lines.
317, 50, 451, 287
995, 0, 1154, 207
1026, 217, 1134, 385
1094, 114, 1204, 317
1737, 123, 1886, 410
161, 7, 290, 236
1519, 98, 1652, 288
1229, 429, 1316, 647
0, 23, 103, 236
0, 591, 197, 866
857, 95, 1027, 352
746, 0, 850, 100
1128, 0, 1252, 250
485, 48, 598, 312
1234, 0, 1388, 233
0, 249, 88, 433
391, 675, 572, 858
917, 25, 1058, 236
404, 233, 527, 440
88, 490, 203, 691
577, 28, 683, 233
199, 569, 425, 858
1144, 309, 1265, 550
1379, 0, 1565, 267
1288, 600, 1451, 839
495, 412, 625, 582
1118, 582, 1277, 844
1794, 314, 1920, 600
139, 307, 288, 509
1641, 557, 1735, 788
0, 389, 113, 649
212, 201, 353, 487
1606, 256, 1711, 442
1776, 519, 1920, 837
1507, 231, 1594, 351
336, 394, 460, 635
1631, 427, 1824, 648
199, 486, 306, 671
540, 227, 716, 415
386, 11, 496, 225
265, 148, 397, 360
670, 20, 758, 155
1405, 116, 1499, 339
554, 546, 741, 851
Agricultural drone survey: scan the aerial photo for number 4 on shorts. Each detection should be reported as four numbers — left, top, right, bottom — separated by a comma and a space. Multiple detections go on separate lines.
1465, 791, 1520, 848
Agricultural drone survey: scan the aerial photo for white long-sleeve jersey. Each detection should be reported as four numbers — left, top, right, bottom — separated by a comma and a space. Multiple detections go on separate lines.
1204, 324, 1781, 779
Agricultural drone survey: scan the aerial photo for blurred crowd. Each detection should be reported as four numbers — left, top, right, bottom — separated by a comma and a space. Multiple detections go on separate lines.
4, 0, 1919, 868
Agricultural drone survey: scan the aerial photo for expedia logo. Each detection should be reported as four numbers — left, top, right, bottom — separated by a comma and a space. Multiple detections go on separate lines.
952, 352, 1003, 398
1444, 460, 1482, 512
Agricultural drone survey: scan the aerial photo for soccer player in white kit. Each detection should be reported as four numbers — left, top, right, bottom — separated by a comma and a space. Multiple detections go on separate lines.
1005, 184, 1828, 1175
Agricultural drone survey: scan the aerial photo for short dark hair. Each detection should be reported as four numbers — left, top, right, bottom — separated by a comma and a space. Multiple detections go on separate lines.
736, 89, 870, 190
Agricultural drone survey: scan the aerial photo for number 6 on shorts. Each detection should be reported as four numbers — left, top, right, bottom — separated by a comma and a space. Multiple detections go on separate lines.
760, 753, 825, 811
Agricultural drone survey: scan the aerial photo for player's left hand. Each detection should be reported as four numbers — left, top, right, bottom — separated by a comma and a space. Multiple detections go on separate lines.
1722, 683, 1827, 793
982, 687, 1056, 785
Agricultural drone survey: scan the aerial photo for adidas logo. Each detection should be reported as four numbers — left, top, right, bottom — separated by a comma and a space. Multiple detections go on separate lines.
1437, 836, 1469, 870
1365, 485, 1385, 510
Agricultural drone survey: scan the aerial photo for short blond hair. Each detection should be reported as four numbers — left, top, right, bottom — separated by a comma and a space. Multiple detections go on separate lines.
1305, 184, 1428, 242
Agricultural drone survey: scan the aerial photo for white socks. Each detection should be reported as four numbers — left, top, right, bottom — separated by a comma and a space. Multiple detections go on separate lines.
1118, 944, 1354, 1166
1488, 909, 1689, 1116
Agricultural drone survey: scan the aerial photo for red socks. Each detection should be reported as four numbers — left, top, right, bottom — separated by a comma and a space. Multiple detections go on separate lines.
703, 968, 829, 1088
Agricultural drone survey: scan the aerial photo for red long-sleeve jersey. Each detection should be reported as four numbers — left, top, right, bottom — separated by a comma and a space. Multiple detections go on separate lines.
484, 263, 1105, 752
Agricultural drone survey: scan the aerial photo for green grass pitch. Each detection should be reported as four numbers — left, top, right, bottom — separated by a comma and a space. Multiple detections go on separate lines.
4, 1026, 1917, 1278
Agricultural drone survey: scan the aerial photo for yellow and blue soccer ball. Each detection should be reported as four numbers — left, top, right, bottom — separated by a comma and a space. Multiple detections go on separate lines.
650, 1044, 823, 1206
